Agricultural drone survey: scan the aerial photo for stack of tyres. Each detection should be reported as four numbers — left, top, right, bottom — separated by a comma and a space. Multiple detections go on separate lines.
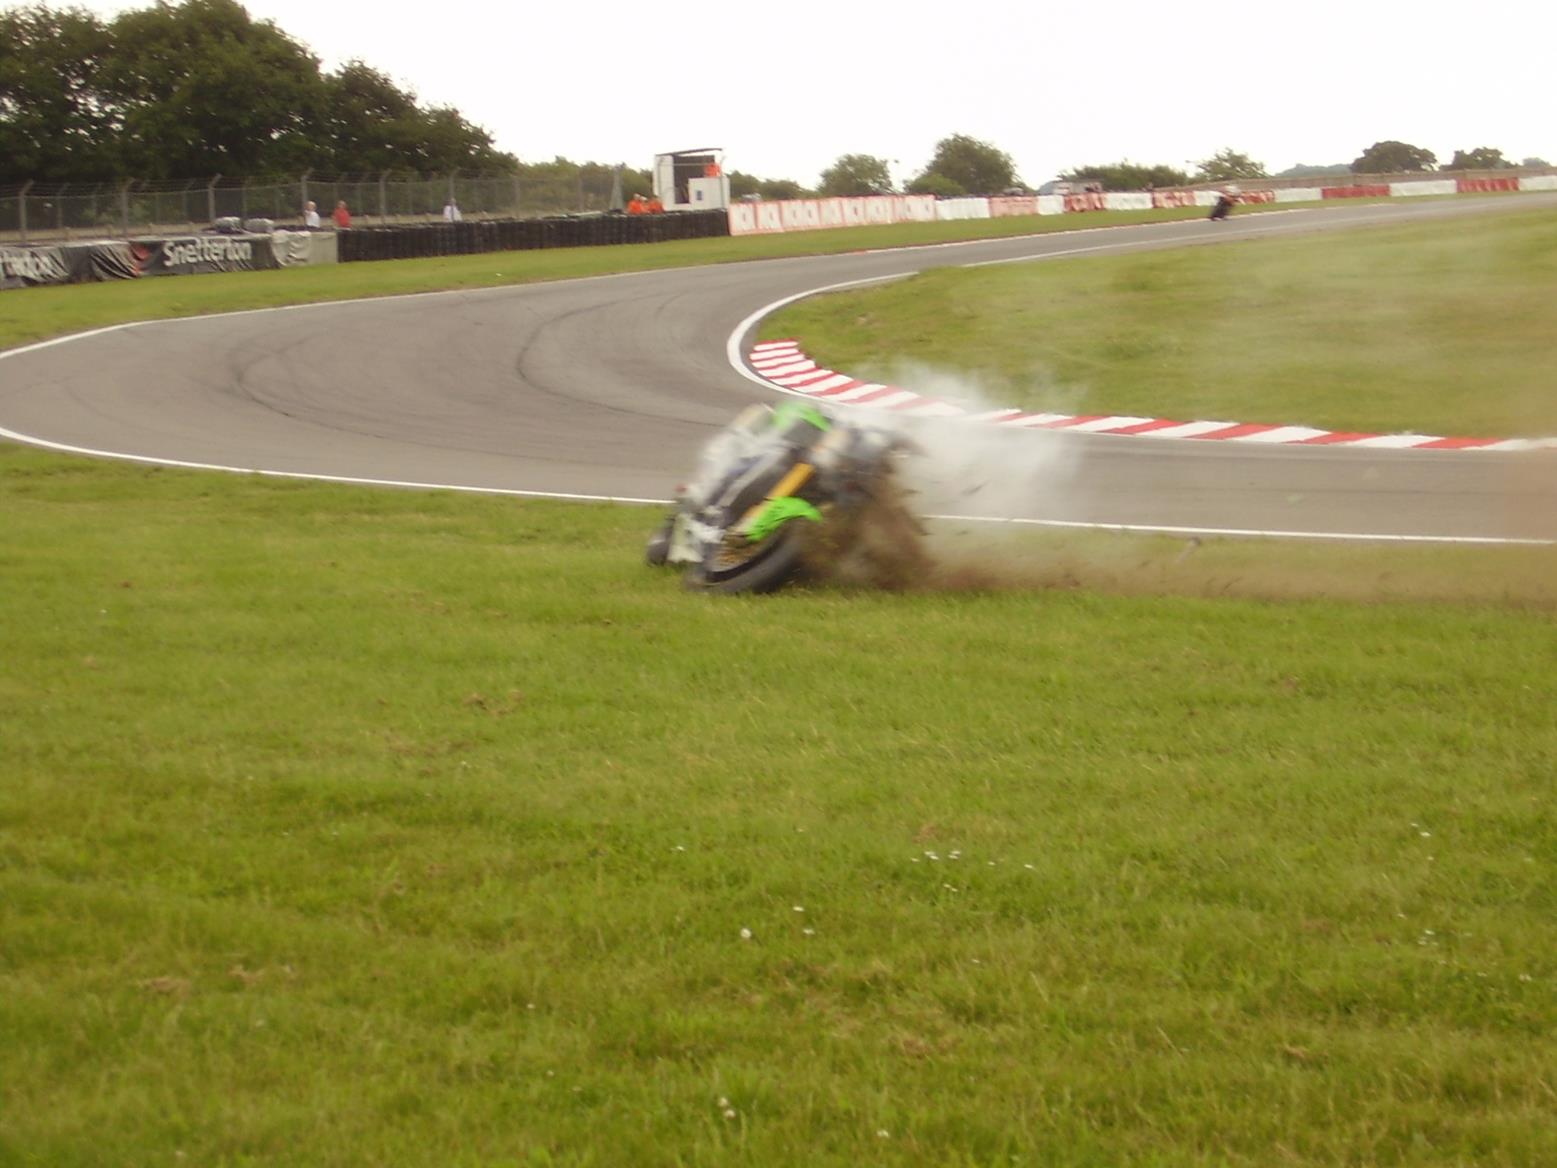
332, 208, 732, 264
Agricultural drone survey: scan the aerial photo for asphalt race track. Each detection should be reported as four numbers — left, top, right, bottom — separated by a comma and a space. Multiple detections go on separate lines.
3, 195, 1555, 543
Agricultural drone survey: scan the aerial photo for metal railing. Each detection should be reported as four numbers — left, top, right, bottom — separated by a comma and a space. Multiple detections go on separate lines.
0, 170, 634, 242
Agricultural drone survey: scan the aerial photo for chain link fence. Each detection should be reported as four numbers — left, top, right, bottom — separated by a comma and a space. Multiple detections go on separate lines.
0, 170, 632, 242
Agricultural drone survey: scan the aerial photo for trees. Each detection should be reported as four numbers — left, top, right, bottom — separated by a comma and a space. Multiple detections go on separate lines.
1446, 147, 1512, 171
1351, 141, 1436, 174
0, 0, 514, 182
757, 177, 811, 201
818, 154, 893, 196
1062, 161, 1189, 190
0, 6, 117, 181
104, 0, 326, 178
1275, 162, 1352, 179
912, 134, 1018, 196
1192, 148, 1268, 183
906, 172, 965, 197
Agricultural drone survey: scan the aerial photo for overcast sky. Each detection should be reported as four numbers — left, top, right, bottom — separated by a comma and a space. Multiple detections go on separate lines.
25, 0, 1556, 184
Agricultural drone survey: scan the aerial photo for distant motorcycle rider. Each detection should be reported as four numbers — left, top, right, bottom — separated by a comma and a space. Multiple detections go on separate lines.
1209, 185, 1239, 222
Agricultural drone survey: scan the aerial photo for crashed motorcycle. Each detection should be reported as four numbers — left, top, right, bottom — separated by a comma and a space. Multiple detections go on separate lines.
646, 401, 921, 593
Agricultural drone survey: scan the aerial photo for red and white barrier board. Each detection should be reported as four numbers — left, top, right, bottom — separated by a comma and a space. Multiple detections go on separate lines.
729, 195, 936, 236
1323, 184, 1391, 199
1391, 180, 1457, 197
989, 195, 1038, 217
934, 198, 991, 221
729, 177, 1555, 236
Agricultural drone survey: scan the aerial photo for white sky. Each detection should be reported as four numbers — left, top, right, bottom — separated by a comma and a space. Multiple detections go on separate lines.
21, 0, 1556, 183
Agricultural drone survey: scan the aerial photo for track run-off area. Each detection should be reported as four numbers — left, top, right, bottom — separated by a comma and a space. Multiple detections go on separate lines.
2, 194, 1554, 545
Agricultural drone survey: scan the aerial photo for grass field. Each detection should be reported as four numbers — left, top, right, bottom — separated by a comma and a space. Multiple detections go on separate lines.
3, 202, 1555, 1166
764, 205, 1557, 438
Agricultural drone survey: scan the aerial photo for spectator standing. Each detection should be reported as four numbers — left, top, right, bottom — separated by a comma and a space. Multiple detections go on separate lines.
303, 200, 320, 229
626, 192, 647, 215
332, 200, 352, 229
443, 200, 462, 222
646, 193, 665, 213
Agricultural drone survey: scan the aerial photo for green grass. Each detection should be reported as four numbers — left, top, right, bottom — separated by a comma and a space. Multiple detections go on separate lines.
2, 449, 1555, 1166
764, 206, 1557, 438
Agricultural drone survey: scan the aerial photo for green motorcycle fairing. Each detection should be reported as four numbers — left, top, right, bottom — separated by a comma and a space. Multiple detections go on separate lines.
744, 496, 823, 543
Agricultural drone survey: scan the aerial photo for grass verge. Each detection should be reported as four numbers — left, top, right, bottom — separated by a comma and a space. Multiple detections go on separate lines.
764, 205, 1557, 438
2, 447, 1555, 1166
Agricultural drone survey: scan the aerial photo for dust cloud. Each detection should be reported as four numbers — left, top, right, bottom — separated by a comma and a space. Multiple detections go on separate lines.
805, 361, 1094, 591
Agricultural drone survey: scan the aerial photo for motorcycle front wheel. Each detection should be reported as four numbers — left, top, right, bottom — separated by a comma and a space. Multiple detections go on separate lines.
687, 521, 811, 594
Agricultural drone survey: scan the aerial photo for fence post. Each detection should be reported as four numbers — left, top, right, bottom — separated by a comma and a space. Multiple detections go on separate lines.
119, 179, 132, 237
300, 171, 310, 218
379, 171, 389, 222
208, 174, 221, 224
57, 182, 69, 239
512, 172, 521, 217
18, 180, 32, 241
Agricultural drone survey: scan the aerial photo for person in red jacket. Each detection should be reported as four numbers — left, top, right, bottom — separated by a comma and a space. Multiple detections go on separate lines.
332, 200, 352, 228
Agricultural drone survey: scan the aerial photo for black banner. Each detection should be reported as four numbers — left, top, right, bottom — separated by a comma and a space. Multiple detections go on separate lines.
1, 243, 78, 289
2, 233, 278, 291
131, 234, 277, 276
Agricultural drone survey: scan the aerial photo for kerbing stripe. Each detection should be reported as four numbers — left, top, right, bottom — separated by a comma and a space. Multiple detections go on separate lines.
771, 369, 837, 387
795, 373, 856, 393
1187, 423, 1280, 441
1348, 434, 1442, 449
1231, 425, 1333, 444
828, 383, 890, 401
1137, 420, 1247, 439
755, 360, 817, 377
1064, 415, 1159, 433
744, 343, 1554, 452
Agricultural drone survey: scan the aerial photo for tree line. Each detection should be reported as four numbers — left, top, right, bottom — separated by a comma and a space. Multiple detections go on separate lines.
0, 0, 515, 183
745, 140, 1552, 200
5, 5, 1546, 198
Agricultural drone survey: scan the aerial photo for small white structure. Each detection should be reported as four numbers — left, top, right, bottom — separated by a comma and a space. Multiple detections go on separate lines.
653, 148, 730, 211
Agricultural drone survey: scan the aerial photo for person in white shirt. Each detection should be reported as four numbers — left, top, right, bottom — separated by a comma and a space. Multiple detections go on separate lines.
442, 200, 462, 222
303, 200, 321, 228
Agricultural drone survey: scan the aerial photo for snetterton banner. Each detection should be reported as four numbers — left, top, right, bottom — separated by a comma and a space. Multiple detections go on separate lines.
1, 233, 278, 291
131, 234, 277, 276
0, 244, 73, 288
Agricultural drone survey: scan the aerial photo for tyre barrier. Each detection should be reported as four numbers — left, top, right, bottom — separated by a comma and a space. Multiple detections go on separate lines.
335, 210, 730, 263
